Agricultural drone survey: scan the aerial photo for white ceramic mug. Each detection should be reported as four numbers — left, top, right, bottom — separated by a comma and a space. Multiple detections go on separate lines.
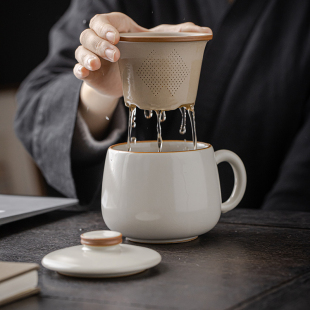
101, 141, 246, 243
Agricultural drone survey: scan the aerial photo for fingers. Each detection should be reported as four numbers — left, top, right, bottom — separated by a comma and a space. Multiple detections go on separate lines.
90, 12, 148, 42
79, 12, 148, 66
89, 14, 120, 45
177, 22, 212, 33
75, 46, 101, 71
150, 22, 212, 34
73, 62, 104, 84
74, 63, 90, 80
80, 28, 120, 62
74, 12, 147, 96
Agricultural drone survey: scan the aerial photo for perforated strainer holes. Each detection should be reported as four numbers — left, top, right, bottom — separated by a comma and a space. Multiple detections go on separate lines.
137, 49, 189, 97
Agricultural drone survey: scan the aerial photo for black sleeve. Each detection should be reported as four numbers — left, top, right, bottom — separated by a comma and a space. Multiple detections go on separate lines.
262, 96, 310, 212
14, 0, 126, 203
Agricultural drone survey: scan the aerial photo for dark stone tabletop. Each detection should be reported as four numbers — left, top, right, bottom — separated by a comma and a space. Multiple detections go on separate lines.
0, 209, 310, 310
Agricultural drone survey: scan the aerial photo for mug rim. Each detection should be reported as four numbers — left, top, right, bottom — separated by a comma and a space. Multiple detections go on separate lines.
119, 32, 213, 42
109, 140, 212, 154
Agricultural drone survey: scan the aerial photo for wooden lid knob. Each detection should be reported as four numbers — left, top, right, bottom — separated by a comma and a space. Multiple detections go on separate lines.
81, 231, 122, 247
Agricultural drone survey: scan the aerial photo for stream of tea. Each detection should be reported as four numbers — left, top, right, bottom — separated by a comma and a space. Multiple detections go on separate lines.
126, 104, 197, 152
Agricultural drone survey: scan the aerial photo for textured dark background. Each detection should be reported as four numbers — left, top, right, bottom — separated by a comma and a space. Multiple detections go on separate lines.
0, 0, 71, 87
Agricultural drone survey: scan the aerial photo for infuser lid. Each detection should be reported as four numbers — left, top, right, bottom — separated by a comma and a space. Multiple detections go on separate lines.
119, 32, 213, 42
42, 230, 161, 278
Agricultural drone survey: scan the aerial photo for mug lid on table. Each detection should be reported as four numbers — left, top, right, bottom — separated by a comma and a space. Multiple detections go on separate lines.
42, 230, 161, 278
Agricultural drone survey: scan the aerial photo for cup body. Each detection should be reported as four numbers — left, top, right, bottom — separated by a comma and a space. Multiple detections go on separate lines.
101, 141, 222, 241
117, 33, 209, 111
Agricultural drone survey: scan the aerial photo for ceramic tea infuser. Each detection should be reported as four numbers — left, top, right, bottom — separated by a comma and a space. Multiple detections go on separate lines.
117, 32, 212, 111
118, 32, 213, 151
42, 230, 161, 278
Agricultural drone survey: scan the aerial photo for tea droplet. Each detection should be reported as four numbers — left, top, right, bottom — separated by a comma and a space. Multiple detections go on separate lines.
144, 110, 153, 119
160, 111, 166, 122
155, 111, 163, 152
187, 105, 197, 150
127, 105, 136, 151
131, 137, 137, 143
132, 109, 137, 128
179, 107, 187, 134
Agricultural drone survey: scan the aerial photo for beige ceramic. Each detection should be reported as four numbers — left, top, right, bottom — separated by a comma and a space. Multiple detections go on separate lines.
117, 32, 212, 111
101, 141, 247, 244
41, 231, 161, 278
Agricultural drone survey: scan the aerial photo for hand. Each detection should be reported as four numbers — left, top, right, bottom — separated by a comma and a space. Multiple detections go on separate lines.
74, 12, 147, 99
73, 12, 212, 98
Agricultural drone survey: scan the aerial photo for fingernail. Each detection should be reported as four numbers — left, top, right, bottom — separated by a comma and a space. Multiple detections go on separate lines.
77, 65, 83, 76
105, 49, 115, 61
87, 57, 96, 70
106, 31, 115, 44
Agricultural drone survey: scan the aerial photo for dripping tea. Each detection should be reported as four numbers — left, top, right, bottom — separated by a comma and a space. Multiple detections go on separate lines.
126, 104, 197, 152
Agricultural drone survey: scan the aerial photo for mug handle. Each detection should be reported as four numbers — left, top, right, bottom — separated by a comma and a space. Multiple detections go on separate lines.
214, 150, 247, 213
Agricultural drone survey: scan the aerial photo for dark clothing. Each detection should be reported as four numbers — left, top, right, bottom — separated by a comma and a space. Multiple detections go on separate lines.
15, 0, 310, 211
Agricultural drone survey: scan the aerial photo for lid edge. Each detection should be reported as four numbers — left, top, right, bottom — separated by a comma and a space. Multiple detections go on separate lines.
119, 33, 213, 42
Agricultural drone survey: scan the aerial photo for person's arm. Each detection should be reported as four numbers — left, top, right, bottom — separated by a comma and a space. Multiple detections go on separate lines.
14, 0, 126, 201
78, 83, 120, 140
262, 96, 310, 211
